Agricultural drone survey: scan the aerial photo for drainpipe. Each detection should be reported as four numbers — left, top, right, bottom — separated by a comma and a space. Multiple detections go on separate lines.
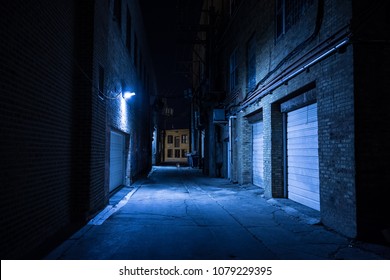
240, 36, 350, 112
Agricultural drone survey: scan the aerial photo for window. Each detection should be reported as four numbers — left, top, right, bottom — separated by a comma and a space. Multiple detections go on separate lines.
174, 136, 180, 148
126, 8, 131, 52
247, 36, 256, 91
181, 134, 188, 144
167, 149, 173, 158
276, 0, 314, 39
175, 149, 181, 158
167, 135, 173, 144
229, 48, 238, 91
181, 149, 187, 158
113, 0, 122, 30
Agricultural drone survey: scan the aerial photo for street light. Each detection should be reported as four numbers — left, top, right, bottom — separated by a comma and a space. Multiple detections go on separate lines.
123, 91, 136, 99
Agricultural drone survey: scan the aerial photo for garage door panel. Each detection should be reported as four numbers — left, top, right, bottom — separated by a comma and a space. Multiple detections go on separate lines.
290, 183, 318, 202
287, 148, 319, 157
109, 131, 125, 192
287, 128, 318, 138
287, 155, 319, 166
287, 108, 317, 124
288, 166, 319, 177
288, 193, 320, 211
287, 142, 318, 150
288, 173, 320, 186
288, 134, 318, 144
287, 103, 320, 211
287, 120, 318, 131
252, 121, 263, 187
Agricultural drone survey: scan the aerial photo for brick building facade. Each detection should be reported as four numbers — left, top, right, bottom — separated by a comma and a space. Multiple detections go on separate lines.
0, 0, 156, 259
162, 129, 190, 164
192, 0, 390, 242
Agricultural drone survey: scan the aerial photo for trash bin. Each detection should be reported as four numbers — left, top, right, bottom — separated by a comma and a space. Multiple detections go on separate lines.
192, 155, 199, 168
186, 153, 193, 167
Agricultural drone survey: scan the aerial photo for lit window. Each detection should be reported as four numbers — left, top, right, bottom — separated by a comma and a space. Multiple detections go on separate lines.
181, 134, 188, 144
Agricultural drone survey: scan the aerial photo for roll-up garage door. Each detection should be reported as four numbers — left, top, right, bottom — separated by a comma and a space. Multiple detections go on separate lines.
287, 103, 320, 210
252, 121, 264, 187
109, 131, 125, 192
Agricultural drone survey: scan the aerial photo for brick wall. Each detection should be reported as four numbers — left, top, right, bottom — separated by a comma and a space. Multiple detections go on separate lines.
0, 0, 83, 259
214, 0, 361, 238
104, 0, 154, 183
90, 0, 109, 213
0, 0, 156, 259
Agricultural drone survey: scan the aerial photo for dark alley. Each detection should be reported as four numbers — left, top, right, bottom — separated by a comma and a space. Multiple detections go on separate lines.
2, 0, 390, 266
45, 166, 390, 260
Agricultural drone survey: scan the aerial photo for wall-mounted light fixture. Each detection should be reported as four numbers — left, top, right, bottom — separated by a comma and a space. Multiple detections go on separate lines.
122, 91, 136, 99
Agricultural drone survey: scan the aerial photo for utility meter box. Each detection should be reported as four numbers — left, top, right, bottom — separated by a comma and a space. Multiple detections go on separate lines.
213, 109, 226, 122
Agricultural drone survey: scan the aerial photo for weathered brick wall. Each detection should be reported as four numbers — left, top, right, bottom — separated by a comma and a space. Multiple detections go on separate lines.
0, 0, 156, 259
316, 49, 356, 237
236, 113, 252, 184
90, 0, 109, 213
105, 0, 153, 183
217, 0, 360, 238
0, 0, 82, 259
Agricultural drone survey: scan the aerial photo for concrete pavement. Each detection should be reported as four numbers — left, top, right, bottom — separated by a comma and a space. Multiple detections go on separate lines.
45, 166, 390, 260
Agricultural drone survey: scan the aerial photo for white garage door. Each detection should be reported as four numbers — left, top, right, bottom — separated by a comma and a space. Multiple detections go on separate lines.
287, 103, 320, 210
109, 131, 125, 192
252, 121, 264, 187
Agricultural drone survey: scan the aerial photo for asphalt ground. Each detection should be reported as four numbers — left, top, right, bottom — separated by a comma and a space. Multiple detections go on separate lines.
45, 166, 390, 260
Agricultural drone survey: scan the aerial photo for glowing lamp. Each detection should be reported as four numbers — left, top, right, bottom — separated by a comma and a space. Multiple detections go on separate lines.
123, 91, 136, 99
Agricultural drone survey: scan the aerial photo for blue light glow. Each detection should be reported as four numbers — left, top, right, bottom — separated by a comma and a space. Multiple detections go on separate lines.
123, 91, 136, 99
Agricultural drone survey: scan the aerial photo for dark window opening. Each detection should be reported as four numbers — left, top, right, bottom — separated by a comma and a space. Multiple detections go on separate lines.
247, 36, 256, 91
167, 135, 173, 144
276, 0, 314, 38
174, 136, 180, 148
175, 149, 181, 158
167, 149, 173, 158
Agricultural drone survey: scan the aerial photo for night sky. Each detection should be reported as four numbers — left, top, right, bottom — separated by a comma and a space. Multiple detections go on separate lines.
140, 0, 202, 129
